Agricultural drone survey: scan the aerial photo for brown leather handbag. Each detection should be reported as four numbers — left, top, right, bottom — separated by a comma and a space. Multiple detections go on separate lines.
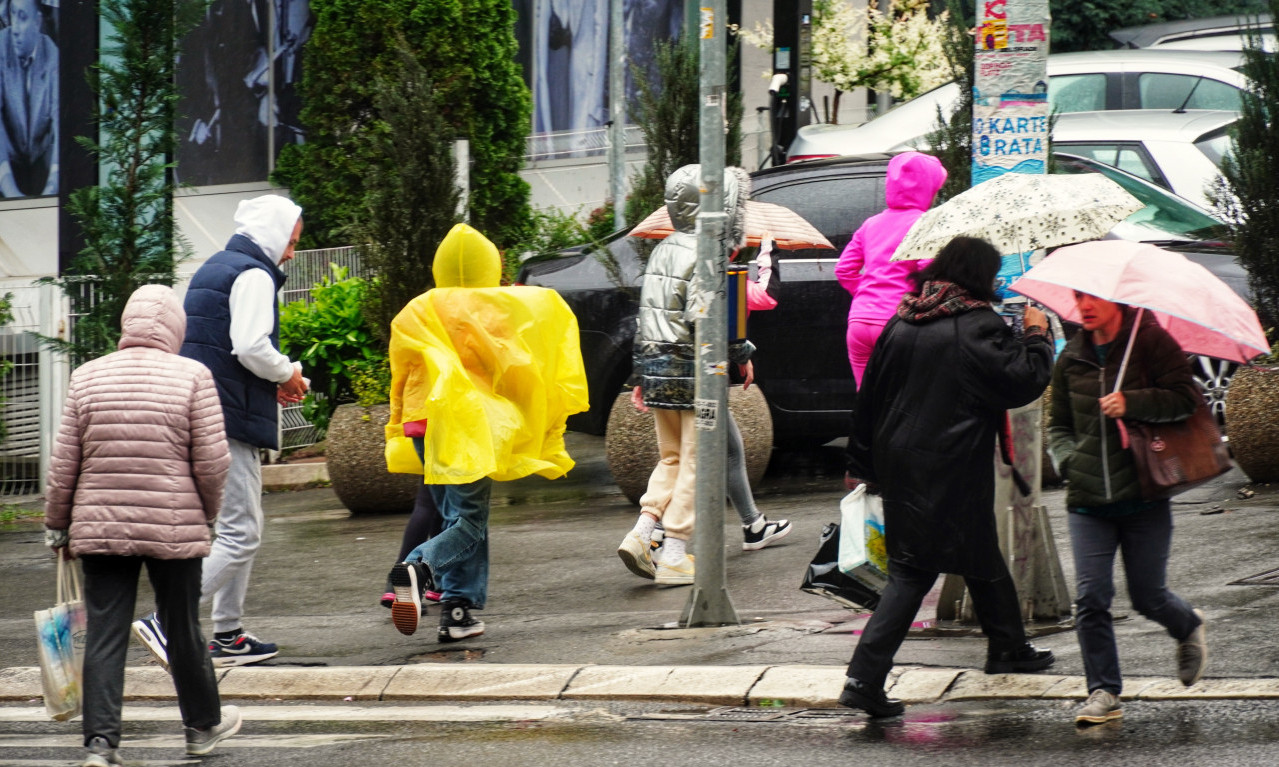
1120, 401, 1233, 500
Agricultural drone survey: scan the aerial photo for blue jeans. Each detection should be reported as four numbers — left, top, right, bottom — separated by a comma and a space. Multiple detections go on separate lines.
1068, 501, 1200, 695
406, 438, 490, 608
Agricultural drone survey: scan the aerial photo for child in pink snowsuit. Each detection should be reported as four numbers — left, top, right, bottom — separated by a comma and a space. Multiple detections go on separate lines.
835, 152, 948, 386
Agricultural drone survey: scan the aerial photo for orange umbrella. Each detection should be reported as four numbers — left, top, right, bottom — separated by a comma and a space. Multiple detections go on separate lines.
629, 200, 834, 250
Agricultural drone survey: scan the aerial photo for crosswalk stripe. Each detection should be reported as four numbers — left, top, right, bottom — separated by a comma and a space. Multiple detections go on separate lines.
0, 703, 570, 723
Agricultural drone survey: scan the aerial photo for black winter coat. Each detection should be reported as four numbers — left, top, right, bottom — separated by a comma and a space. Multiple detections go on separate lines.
1047, 310, 1199, 508
846, 307, 1053, 580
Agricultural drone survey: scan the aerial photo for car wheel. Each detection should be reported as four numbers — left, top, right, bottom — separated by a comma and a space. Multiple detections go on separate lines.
1191, 354, 1235, 428
604, 385, 774, 506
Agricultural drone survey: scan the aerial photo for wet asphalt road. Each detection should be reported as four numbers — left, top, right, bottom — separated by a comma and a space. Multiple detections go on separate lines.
4, 699, 1279, 766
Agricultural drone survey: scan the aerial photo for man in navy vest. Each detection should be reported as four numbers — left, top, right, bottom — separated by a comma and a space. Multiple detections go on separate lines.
132, 194, 307, 668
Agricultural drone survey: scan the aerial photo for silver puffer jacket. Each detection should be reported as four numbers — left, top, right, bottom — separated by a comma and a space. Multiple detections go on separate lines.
634, 164, 755, 409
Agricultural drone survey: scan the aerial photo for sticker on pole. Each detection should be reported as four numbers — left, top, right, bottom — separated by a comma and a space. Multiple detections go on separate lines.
695, 398, 718, 431
700, 8, 714, 39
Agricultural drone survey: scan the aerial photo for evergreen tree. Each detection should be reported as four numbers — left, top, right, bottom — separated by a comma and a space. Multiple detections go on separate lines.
273, 0, 530, 250
924, 0, 974, 204
44, 0, 203, 363
626, 38, 744, 227
348, 42, 461, 346
1217, 5, 1279, 333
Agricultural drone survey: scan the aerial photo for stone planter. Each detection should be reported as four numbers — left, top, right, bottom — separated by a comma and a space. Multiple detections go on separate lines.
604, 385, 774, 506
325, 403, 420, 514
1224, 366, 1279, 483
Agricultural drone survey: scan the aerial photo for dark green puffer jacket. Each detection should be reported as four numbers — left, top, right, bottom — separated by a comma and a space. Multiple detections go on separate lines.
1047, 309, 1200, 508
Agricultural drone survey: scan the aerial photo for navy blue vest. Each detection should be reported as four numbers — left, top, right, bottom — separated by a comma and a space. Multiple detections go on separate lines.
181, 235, 287, 449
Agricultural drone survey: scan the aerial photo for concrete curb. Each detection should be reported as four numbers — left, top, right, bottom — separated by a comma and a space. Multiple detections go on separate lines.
261, 462, 328, 491
5, 665, 1279, 707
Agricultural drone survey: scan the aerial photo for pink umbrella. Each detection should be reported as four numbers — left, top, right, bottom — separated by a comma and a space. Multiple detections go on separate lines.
1009, 240, 1268, 365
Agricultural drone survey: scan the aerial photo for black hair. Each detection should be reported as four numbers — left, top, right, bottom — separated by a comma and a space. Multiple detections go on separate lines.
911, 236, 1001, 303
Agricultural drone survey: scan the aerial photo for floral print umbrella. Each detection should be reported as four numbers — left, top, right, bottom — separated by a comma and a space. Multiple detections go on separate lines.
890, 172, 1144, 262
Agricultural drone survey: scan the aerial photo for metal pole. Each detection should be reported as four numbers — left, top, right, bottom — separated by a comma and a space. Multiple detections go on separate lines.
609, 0, 627, 230
681, 0, 739, 628
453, 139, 470, 223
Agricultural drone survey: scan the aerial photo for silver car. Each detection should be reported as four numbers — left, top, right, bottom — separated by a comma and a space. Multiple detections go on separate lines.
1052, 109, 1236, 211
786, 49, 1247, 162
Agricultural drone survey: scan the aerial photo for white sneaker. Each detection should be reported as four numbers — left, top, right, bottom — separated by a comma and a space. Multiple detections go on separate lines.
654, 553, 695, 586
617, 531, 656, 579
185, 705, 242, 756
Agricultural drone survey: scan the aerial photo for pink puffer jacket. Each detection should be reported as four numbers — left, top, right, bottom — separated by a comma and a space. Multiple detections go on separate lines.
43, 285, 230, 559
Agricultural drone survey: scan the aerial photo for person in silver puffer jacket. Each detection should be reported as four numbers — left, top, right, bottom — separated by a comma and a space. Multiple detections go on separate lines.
617, 164, 770, 586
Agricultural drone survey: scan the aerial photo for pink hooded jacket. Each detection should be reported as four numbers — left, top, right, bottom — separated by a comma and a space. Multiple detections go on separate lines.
43, 285, 230, 559
835, 152, 948, 325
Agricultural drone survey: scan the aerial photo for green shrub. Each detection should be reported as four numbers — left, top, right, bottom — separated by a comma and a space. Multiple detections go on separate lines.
279, 265, 383, 433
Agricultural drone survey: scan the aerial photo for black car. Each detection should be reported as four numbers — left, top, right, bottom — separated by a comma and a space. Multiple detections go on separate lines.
517, 154, 1246, 451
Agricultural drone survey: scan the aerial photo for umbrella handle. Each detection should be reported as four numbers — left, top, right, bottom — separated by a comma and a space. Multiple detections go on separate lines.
1112, 307, 1144, 396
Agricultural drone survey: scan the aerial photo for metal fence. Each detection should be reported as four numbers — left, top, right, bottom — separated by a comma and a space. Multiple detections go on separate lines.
0, 246, 364, 497
279, 246, 362, 451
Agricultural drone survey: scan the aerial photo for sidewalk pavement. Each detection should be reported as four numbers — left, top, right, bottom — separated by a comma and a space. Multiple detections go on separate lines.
3, 433, 1279, 709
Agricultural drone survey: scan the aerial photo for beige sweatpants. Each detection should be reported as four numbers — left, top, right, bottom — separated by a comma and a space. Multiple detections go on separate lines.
638, 407, 697, 541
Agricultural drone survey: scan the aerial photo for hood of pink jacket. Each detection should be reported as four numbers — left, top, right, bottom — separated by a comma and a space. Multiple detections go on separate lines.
117, 285, 186, 354
884, 152, 947, 211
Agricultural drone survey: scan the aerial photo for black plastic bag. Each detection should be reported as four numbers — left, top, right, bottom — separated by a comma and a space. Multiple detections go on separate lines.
799, 522, 881, 610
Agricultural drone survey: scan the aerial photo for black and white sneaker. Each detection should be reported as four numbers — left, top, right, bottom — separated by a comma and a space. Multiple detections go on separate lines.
130, 613, 170, 672
742, 517, 792, 551
208, 631, 279, 667
438, 599, 485, 643
390, 562, 434, 636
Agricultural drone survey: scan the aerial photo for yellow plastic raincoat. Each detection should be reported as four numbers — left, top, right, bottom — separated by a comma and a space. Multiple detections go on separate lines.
385, 224, 589, 484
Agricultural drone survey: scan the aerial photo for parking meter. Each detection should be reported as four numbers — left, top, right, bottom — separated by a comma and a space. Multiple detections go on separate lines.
771, 0, 813, 164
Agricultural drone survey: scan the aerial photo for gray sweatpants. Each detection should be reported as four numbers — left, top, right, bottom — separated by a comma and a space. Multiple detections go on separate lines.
726, 412, 761, 526
201, 438, 263, 634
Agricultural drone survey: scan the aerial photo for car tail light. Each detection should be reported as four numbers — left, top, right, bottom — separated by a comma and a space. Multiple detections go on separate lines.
786, 154, 837, 163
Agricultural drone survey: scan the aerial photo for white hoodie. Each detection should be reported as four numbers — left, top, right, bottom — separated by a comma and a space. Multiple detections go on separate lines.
227, 194, 303, 385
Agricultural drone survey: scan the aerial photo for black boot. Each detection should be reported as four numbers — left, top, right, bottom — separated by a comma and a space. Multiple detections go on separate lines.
985, 642, 1055, 674
838, 677, 905, 718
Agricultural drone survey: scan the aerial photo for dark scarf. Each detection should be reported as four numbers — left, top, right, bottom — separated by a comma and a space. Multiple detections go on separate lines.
897, 280, 988, 323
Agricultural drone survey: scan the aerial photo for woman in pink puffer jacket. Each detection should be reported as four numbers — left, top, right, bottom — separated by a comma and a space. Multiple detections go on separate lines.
835, 151, 948, 386
43, 284, 238, 765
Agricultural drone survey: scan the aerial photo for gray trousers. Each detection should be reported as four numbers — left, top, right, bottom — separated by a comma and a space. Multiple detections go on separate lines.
201, 438, 263, 634
1069, 501, 1200, 695
82, 556, 220, 747
725, 412, 761, 526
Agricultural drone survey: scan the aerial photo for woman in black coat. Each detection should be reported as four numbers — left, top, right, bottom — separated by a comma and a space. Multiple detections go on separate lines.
839, 236, 1057, 718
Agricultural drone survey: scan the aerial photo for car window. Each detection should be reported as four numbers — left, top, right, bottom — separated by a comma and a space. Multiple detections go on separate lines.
752, 173, 886, 258
1047, 73, 1107, 113
1054, 154, 1226, 241
1053, 142, 1165, 187
1194, 127, 1234, 166
1137, 73, 1243, 111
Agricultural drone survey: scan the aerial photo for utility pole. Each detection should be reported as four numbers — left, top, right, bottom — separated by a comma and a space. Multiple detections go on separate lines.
681, 0, 739, 628
608, 0, 627, 230
937, 0, 1070, 627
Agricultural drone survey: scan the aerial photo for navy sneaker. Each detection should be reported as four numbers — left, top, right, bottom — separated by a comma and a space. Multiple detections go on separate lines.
208, 630, 279, 667
130, 613, 169, 672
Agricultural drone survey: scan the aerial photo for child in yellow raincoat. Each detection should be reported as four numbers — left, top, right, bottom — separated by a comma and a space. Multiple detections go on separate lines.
385, 224, 588, 642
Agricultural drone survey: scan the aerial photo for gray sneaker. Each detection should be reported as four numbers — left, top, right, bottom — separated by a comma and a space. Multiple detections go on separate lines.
185, 705, 242, 756
1075, 689, 1122, 726
1177, 608, 1208, 686
82, 736, 122, 767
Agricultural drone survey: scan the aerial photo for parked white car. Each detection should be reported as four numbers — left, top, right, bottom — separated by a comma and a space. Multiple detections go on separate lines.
786, 49, 1247, 162
1109, 14, 1275, 51
1052, 109, 1236, 211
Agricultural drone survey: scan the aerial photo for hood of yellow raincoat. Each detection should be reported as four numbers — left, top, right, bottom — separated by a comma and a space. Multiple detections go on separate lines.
432, 223, 502, 288
385, 285, 589, 484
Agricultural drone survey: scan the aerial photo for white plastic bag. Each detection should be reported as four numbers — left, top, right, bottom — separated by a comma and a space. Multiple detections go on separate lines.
34, 556, 85, 722
838, 484, 889, 592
